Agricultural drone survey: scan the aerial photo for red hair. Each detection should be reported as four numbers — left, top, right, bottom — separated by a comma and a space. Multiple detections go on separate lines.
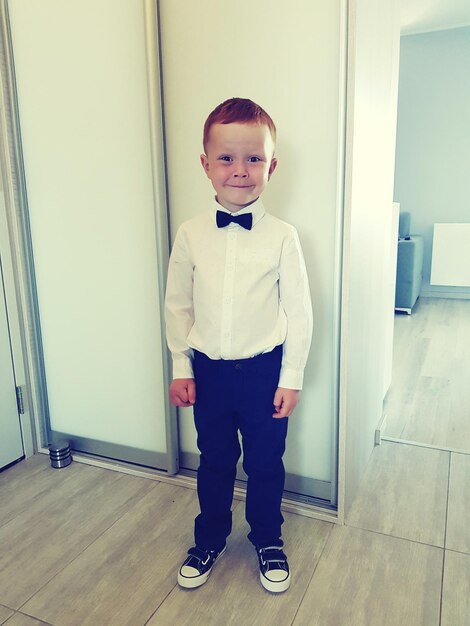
203, 98, 276, 152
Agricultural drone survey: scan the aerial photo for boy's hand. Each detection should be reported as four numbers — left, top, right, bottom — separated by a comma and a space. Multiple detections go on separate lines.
273, 387, 300, 418
169, 378, 196, 407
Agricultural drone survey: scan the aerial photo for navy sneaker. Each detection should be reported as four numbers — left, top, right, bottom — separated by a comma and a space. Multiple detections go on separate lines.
256, 545, 290, 592
177, 545, 226, 589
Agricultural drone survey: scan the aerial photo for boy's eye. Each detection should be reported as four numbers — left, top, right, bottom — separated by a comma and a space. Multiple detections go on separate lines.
219, 156, 232, 162
248, 156, 261, 162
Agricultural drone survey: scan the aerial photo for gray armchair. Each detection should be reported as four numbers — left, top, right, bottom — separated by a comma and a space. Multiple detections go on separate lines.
395, 212, 424, 314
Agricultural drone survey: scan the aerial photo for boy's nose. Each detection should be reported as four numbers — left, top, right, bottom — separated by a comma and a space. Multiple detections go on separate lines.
233, 166, 248, 178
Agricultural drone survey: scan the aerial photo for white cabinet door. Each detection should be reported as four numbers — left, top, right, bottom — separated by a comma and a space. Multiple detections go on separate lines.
0, 259, 24, 469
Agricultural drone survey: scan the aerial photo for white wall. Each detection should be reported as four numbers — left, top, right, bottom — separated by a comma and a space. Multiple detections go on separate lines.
394, 26, 470, 298
340, 0, 400, 514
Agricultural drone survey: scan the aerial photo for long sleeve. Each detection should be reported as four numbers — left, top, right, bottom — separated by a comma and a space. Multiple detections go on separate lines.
277, 227, 313, 389
164, 202, 313, 387
164, 226, 195, 379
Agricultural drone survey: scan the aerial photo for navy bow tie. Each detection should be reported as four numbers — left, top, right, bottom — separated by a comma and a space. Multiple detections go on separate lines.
216, 210, 253, 231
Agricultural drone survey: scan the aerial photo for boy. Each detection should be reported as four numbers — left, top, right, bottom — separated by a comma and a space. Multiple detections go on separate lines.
165, 98, 313, 593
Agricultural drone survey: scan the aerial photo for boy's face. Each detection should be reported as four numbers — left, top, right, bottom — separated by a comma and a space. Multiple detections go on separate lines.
201, 122, 277, 213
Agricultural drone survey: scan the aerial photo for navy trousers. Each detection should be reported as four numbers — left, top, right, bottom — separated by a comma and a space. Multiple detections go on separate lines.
192, 345, 288, 550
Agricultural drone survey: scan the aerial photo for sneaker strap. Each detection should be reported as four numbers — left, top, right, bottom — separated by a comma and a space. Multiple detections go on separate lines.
187, 546, 213, 564
258, 546, 288, 565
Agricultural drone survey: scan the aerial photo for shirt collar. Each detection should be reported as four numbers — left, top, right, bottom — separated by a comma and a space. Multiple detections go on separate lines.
211, 197, 266, 229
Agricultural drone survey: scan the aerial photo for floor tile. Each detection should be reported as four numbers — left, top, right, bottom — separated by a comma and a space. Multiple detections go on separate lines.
447, 373, 470, 451
441, 550, 470, 626
397, 376, 452, 446
3, 614, 52, 626
0, 455, 48, 488
384, 299, 470, 452
382, 377, 420, 439
292, 525, 443, 626
0, 454, 48, 482
0, 463, 155, 609
0, 455, 78, 528
22, 483, 212, 626
446, 453, 470, 554
346, 441, 448, 546
0, 606, 14, 625
148, 503, 332, 626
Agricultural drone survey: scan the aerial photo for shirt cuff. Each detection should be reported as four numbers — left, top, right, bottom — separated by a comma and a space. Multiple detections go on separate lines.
171, 353, 194, 379
278, 367, 304, 390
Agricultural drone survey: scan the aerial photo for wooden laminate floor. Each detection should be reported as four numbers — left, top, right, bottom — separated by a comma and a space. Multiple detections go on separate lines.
383, 297, 470, 452
1, 440, 469, 626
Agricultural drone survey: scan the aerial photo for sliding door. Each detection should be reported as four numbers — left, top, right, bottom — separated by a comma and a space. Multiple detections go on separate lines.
159, 0, 345, 505
6, 0, 176, 471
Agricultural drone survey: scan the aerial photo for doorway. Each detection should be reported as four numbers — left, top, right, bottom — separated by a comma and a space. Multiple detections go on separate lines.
383, 25, 470, 454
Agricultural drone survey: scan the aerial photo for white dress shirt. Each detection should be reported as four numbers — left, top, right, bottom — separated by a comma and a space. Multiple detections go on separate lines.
165, 197, 313, 389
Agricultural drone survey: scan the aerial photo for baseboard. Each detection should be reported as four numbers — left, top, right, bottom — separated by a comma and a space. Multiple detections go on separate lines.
375, 412, 387, 445
420, 290, 470, 301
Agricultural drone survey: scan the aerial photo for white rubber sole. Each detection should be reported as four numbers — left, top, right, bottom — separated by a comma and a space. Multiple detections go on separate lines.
177, 547, 226, 589
260, 571, 291, 593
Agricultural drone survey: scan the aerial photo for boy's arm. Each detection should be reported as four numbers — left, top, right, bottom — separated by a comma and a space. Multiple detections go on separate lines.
165, 226, 195, 389
277, 226, 313, 394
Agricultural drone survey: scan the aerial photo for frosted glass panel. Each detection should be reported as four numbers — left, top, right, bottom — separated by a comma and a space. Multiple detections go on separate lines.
8, 0, 168, 456
160, 0, 343, 495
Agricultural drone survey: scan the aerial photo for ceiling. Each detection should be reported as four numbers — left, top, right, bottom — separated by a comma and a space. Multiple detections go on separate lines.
401, 0, 470, 35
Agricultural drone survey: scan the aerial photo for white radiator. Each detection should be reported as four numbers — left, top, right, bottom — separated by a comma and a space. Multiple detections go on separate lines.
430, 223, 470, 287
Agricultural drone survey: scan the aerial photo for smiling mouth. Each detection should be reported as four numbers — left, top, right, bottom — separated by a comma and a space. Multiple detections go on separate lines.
227, 185, 254, 189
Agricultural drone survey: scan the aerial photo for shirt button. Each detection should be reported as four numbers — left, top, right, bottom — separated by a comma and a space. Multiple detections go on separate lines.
235, 363, 242, 370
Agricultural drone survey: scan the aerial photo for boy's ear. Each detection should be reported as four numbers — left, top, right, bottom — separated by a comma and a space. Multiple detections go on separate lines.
200, 154, 210, 174
268, 157, 278, 180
